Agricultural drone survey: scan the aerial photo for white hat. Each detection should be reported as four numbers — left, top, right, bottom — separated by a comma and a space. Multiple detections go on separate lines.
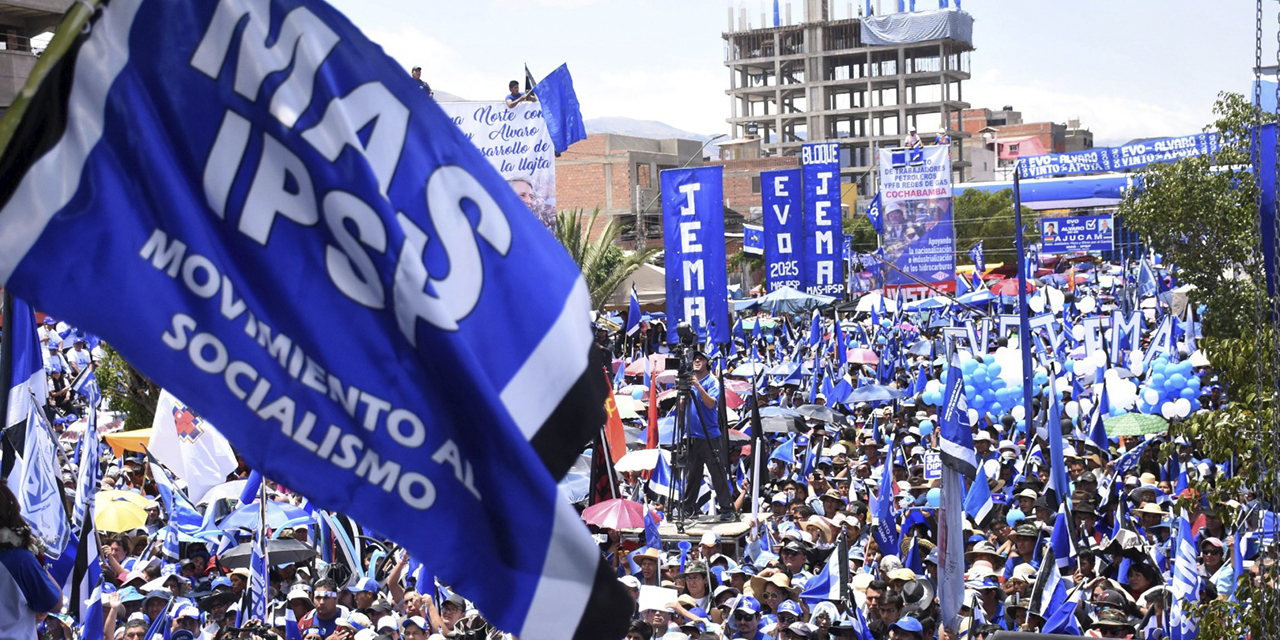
619, 575, 641, 589
700, 532, 721, 547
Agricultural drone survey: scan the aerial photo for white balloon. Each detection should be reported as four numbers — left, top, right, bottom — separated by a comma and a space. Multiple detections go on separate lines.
925, 379, 943, 394
983, 458, 1001, 478
1144, 389, 1161, 405
1173, 397, 1192, 418
1090, 350, 1109, 370
1065, 401, 1080, 419
1046, 286, 1065, 313
1108, 377, 1139, 410
1011, 405, 1026, 421
967, 408, 980, 427
1072, 325, 1086, 342
1078, 296, 1097, 314
1028, 294, 1046, 314
1080, 398, 1095, 417
1160, 401, 1178, 419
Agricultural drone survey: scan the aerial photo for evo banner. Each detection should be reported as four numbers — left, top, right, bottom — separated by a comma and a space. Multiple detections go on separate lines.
1017, 132, 1222, 179
1041, 214, 1115, 253
437, 102, 557, 230
661, 166, 729, 345
762, 168, 803, 292
801, 142, 844, 297
878, 146, 956, 300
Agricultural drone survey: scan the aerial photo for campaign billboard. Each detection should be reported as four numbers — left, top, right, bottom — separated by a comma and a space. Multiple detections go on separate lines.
878, 146, 956, 300
661, 166, 729, 345
761, 169, 804, 292
801, 143, 845, 297
1040, 214, 1115, 253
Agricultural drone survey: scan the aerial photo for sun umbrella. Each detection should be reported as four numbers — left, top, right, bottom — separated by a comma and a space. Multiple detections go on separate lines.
795, 404, 848, 426
97, 489, 154, 509
624, 354, 667, 376
846, 348, 879, 365
846, 384, 905, 403
581, 498, 653, 530
615, 448, 670, 473
220, 538, 317, 569
731, 362, 767, 377
219, 500, 314, 531
1103, 413, 1169, 437
907, 340, 936, 357
95, 497, 149, 533
196, 480, 248, 506
992, 279, 1036, 297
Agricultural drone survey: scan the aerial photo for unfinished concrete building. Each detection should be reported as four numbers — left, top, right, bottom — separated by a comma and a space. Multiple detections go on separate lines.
723, 0, 974, 195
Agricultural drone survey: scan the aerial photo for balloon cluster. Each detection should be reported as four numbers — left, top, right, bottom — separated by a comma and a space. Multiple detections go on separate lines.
919, 357, 1031, 432
1136, 357, 1201, 419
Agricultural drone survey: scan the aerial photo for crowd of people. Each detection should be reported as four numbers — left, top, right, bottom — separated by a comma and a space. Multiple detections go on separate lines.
0, 256, 1269, 640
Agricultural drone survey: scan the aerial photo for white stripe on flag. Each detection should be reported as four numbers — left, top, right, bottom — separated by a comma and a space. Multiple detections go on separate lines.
519, 491, 597, 639
0, 0, 144, 282
501, 276, 592, 441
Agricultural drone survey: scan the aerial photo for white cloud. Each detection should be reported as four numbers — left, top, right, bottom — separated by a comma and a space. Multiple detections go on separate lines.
966, 70, 1209, 147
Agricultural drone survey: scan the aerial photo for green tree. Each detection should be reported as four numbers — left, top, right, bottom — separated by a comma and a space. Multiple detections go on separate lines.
951, 189, 1039, 266
95, 344, 158, 430
1117, 92, 1275, 339
554, 208, 658, 309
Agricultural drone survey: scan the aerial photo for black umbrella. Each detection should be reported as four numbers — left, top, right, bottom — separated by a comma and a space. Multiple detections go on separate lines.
760, 415, 804, 434
220, 538, 317, 569
795, 404, 848, 426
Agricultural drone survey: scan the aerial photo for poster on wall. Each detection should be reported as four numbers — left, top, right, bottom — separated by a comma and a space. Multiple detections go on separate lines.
438, 101, 557, 230
878, 146, 956, 301
1040, 214, 1115, 253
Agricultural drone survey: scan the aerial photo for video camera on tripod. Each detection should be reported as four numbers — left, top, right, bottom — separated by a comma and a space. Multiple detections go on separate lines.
666, 322, 700, 393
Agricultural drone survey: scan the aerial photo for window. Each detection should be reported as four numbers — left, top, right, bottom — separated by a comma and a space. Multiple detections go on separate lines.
751, 176, 762, 194
636, 164, 651, 188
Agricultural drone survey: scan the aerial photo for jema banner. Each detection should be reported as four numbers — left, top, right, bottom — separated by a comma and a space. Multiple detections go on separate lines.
0, 1, 628, 638
801, 142, 844, 298
661, 166, 729, 345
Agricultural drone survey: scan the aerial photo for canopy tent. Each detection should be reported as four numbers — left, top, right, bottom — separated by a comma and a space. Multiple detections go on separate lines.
104, 428, 153, 457
733, 285, 836, 314
958, 173, 1133, 211
604, 263, 666, 311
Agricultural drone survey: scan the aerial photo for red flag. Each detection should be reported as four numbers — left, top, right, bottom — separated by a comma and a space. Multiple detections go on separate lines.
602, 373, 627, 464
646, 369, 659, 449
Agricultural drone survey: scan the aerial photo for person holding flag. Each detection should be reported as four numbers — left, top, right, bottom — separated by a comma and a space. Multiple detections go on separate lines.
0, 483, 64, 638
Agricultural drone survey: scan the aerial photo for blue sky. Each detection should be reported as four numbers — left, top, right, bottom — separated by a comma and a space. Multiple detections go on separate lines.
327, 0, 1273, 146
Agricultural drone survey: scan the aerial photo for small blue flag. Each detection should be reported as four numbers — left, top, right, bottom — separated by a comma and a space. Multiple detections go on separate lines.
866, 193, 883, 235
969, 241, 985, 273
626, 285, 643, 336
964, 464, 993, 525
744, 224, 764, 255
533, 63, 587, 155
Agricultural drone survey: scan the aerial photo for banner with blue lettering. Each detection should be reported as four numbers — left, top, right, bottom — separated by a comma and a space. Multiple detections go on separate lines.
1016, 132, 1222, 178
878, 146, 956, 300
762, 169, 804, 292
662, 166, 729, 345
1040, 214, 1115, 253
0, 1, 626, 639
801, 143, 845, 297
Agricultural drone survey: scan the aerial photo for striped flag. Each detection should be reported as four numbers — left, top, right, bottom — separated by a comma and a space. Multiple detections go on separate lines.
799, 531, 848, 603
963, 462, 993, 525
251, 484, 270, 622
938, 363, 975, 478
1170, 512, 1199, 639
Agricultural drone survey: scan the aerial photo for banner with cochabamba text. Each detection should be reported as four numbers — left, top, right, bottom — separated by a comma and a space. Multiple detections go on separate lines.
0, 0, 628, 638
438, 101, 557, 230
878, 146, 956, 301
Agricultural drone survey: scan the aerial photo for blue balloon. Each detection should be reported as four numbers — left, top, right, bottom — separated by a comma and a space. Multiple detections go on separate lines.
989, 377, 1007, 391
926, 488, 941, 508
765, 335, 775, 344
1180, 386, 1198, 400
1187, 375, 1202, 391
919, 420, 934, 435
962, 359, 979, 374
964, 384, 977, 399
1190, 398, 1202, 412
1064, 360, 1074, 374
1110, 406, 1126, 417
1167, 373, 1186, 390
972, 394, 988, 409
1033, 371, 1049, 386
1015, 419, 1026, 433
631, 389, 645, 400
1007, 508, 1026, 527
987, 363, 1002, 377
990, 402, 1004, 416
1150, 373, 1166, 388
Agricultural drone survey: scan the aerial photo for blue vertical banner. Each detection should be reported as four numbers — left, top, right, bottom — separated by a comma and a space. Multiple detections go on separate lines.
762, 169, 804, 292
878, 145, 956, 301
662, 166, 729, 345
801, 143, 845, 298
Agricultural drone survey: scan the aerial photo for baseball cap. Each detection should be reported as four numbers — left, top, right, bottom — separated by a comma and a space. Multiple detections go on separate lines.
777, 600, 803, 617
402, 616, 428, 631
619, 575, 640, 589
350, 577, 379, 593
891, 617, 924, 634
700, 532, 721, 547
211, 576, 233, 590
173, 604, 201, 620
732, 595, 761, 615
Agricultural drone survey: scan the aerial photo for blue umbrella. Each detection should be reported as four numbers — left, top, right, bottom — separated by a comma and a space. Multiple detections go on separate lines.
846, 384, 906, 403
219, 500, 314, 531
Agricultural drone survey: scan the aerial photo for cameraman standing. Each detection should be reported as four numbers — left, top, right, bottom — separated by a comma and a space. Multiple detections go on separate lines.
681, 350, 736, 521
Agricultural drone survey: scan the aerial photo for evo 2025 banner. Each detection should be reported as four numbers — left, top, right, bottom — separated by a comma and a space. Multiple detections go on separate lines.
0, 1, 628, 638
878, 146, 956, 300
801, 142, 845, 297
438, 101, 557, 230
662, 166, 729, 345
761, 168, 803, 292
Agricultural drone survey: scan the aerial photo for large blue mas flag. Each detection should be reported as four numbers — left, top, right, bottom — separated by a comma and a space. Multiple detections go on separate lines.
762, 169, 803, 292
801, 143, 844, 298
0, 1, 627, 638
662, 166, 729, 345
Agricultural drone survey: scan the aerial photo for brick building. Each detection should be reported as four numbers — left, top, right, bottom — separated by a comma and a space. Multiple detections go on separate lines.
951, 106, 1093, 181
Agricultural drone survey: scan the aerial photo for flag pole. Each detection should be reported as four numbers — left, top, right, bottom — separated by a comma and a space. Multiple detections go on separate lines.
0, 290, 15, 481
1012, 166, 1036, 443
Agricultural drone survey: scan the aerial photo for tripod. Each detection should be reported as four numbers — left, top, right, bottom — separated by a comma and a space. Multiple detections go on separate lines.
665, 363, 734, 534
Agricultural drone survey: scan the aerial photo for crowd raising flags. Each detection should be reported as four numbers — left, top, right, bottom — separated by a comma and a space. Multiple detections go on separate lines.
0, 2, 1272, 640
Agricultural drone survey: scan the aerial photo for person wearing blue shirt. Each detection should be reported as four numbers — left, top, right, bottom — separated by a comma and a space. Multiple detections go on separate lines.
505, 80, 537, 108
680, 350, 736, 521
0, 483, 62, 639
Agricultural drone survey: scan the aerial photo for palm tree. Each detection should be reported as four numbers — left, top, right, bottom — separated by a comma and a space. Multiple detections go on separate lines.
554, 208, 658, 309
